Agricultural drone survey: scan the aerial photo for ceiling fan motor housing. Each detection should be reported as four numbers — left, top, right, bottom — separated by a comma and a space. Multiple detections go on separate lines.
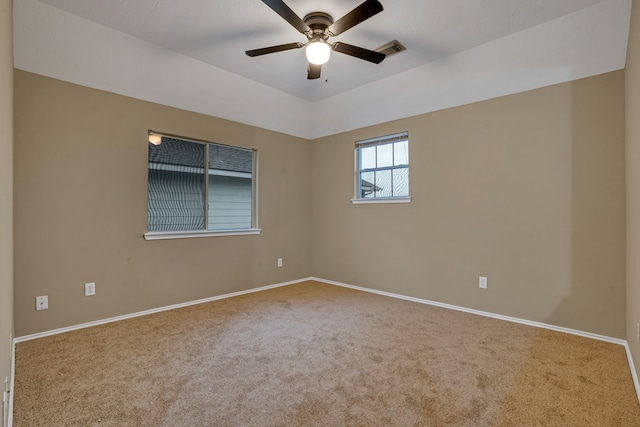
303, 12, 333, 39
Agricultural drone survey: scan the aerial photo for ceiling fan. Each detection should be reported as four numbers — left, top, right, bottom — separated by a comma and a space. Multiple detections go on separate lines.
246, 0, 386, 80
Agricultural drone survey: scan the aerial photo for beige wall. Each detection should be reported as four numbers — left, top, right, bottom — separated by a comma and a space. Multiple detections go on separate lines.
0, 0, 13, 421
627, 0, 640, 379
13, 71, 312, 336
12, 70, 629, 343
311, 71, 626, 338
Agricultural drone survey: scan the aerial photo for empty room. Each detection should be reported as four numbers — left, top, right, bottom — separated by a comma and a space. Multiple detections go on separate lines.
2, 0, 640, 425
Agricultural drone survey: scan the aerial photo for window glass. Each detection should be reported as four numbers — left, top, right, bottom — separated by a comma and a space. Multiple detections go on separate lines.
148, 134, 255, 233
377, 144, 393, 168
355, 132, 409, 200
375, 169, 393, 197
360, 146, 376, 170
393, 167, 410, 197
394, 140, 409, 166
207, 144, 253, 230
148, 138, 206, 231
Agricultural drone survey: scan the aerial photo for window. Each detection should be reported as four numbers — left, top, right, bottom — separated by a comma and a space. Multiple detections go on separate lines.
354, 132, 410, 203
145, 132, 259, 240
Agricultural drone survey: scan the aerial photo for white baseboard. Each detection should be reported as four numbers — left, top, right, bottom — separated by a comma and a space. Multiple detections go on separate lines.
13, 277, 310, 344
310, 276, 640, 404
9, 274, 640, 423
16, 276, 628, 347
624, 342, 640, 405
310, 277, 626, 345
7, 277, 312, 427
7, 338, 14, 427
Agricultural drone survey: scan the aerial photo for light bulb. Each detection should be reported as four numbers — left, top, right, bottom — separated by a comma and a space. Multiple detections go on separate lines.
306, 41, 331, 65
148, 134, 162, 145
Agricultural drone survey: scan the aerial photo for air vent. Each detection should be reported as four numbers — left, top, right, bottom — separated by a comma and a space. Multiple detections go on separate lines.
375, 40, 406, 57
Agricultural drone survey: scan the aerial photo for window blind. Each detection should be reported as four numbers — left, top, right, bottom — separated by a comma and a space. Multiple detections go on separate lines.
355, 131, 408, 148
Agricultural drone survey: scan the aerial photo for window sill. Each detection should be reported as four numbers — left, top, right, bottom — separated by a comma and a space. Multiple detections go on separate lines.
351, 197, 412, 205
144, 228, 262, 241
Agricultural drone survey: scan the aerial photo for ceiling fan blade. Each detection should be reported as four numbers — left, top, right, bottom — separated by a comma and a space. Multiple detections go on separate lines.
246, 42, 304, 57
327, 0, 383, 36
332, 42, 385, 64
261, 0, 310, 34
307, 63, 321, 80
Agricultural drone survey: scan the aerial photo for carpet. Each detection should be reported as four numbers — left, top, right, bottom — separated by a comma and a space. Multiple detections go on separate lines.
12, 281, 640, 426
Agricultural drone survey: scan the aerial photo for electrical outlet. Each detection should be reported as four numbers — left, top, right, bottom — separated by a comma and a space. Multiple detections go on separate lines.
277, 258, 283, 268
35, 295, 48, 310
85, 282, 96, 296
479, 276, 488, 289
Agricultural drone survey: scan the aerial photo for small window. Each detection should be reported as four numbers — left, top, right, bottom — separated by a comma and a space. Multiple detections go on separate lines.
145, 132, 259, 239
354, 132, 410, 203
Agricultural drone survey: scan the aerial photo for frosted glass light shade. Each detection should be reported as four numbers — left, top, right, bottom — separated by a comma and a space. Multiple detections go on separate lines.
306, 41, 331, 65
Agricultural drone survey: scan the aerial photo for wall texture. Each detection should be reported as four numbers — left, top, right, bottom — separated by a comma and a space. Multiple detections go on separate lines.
311, 71, 626, 339
0, 0, 13, 422
14, 71, 312, 336
627, 0, 640, 380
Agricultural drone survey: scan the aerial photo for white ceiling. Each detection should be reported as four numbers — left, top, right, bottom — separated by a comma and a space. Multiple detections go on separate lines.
13, 0, 632, 139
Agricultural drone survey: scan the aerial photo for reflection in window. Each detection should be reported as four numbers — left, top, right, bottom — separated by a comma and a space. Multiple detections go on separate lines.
148, 134, 256, 232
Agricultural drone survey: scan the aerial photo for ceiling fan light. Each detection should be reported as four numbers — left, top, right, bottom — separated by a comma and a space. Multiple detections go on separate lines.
148, 134, 162, 145
306, 41, 331, 65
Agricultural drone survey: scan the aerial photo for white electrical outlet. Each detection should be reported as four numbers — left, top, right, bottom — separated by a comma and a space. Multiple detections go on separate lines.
479, 276, 488, 289
85, 282, 96, 296
277, 258, 283, 268
35, 295, 48, 310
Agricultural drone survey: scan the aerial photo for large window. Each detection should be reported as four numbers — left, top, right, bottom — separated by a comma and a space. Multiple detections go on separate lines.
354, 132, 410, 203
145, 132, 259, 239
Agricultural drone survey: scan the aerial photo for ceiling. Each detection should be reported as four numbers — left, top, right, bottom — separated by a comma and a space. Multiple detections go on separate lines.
13, 0, 633, 139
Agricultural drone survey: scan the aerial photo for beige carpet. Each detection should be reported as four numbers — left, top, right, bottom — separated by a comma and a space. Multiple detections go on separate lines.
13, 281, 640, 426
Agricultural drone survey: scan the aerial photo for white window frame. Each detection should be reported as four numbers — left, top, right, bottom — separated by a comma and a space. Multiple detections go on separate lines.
144, 131, 261, 240
352, 131, 411, 204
